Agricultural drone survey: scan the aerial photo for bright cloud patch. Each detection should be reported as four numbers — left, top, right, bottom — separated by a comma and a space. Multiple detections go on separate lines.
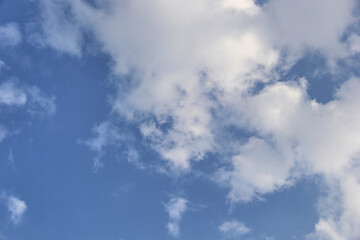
6, 196, 27, 225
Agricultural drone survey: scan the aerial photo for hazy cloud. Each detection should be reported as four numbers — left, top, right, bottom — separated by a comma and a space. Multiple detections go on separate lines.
165, 197, 188, 238
0, 23, 21, 47
219, 220, 251, 239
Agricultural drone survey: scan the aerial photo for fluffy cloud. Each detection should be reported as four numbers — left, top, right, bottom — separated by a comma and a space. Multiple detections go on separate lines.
36, 0, 360, 238
165, 197, 188, 238
0, 23, 21, 47
217, 77, 360, 238
263, 0, 356, 58
219, 220, 251, 239
5, 195, 27, 225
42, 0, 357, 171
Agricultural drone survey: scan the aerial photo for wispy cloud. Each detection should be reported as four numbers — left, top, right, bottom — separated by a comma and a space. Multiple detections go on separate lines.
0, 80, 27, 106
219, 220, 251, 239
0, 124, 8, 143
29, 0, 83, 56
81, 121, 122, 170
0, 79, 56, 146
26, 86, 56, 116
165, 197, 188, 238
3, 195, 27, 225
0, 22, 21, 47
0, 79, 56, 115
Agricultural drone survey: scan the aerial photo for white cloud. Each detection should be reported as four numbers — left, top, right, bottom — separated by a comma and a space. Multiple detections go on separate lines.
216, 77, 360, 238
29, 0, 83, 56
126, 148, 145, 170
0, 80, 56, 143
165, 197, 188, 238
0, 80, 27, 106
37, 0, 360, 238
216, 137, 294, 203
307, 219, 344, 240
348, 34, 360, 53
264, 0, 356, 58
219, 220, 251, 239
0, 22, 21, 47
0, 80, 56, 114
6, 196, 27, 225
49, 0, 358, 172
82, 121, 122, 170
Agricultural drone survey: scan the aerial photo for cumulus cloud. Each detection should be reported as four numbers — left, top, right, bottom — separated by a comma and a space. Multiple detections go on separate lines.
219, 220, 251, 239
0, 23, 22, 47
36, 0, 360, 238
165, 197, 188, 238
5, 195, 27, 225
43, 0, 358, 172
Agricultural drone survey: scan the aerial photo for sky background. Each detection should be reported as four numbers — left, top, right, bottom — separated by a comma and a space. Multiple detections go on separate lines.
0, 0, 360, 240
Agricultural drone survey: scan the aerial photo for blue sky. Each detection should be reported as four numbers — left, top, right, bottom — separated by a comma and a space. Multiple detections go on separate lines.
0, 0, 360, 239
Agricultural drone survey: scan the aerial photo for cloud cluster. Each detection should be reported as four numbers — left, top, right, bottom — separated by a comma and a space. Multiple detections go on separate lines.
40, 0, 358, 169
35, 0, 360, 238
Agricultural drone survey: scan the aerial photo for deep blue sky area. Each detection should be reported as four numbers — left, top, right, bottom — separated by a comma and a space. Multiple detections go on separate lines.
1, 0, 359, 240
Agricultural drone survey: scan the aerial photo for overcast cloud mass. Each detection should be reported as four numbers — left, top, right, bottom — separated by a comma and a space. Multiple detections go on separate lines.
1, 0, 360, 239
